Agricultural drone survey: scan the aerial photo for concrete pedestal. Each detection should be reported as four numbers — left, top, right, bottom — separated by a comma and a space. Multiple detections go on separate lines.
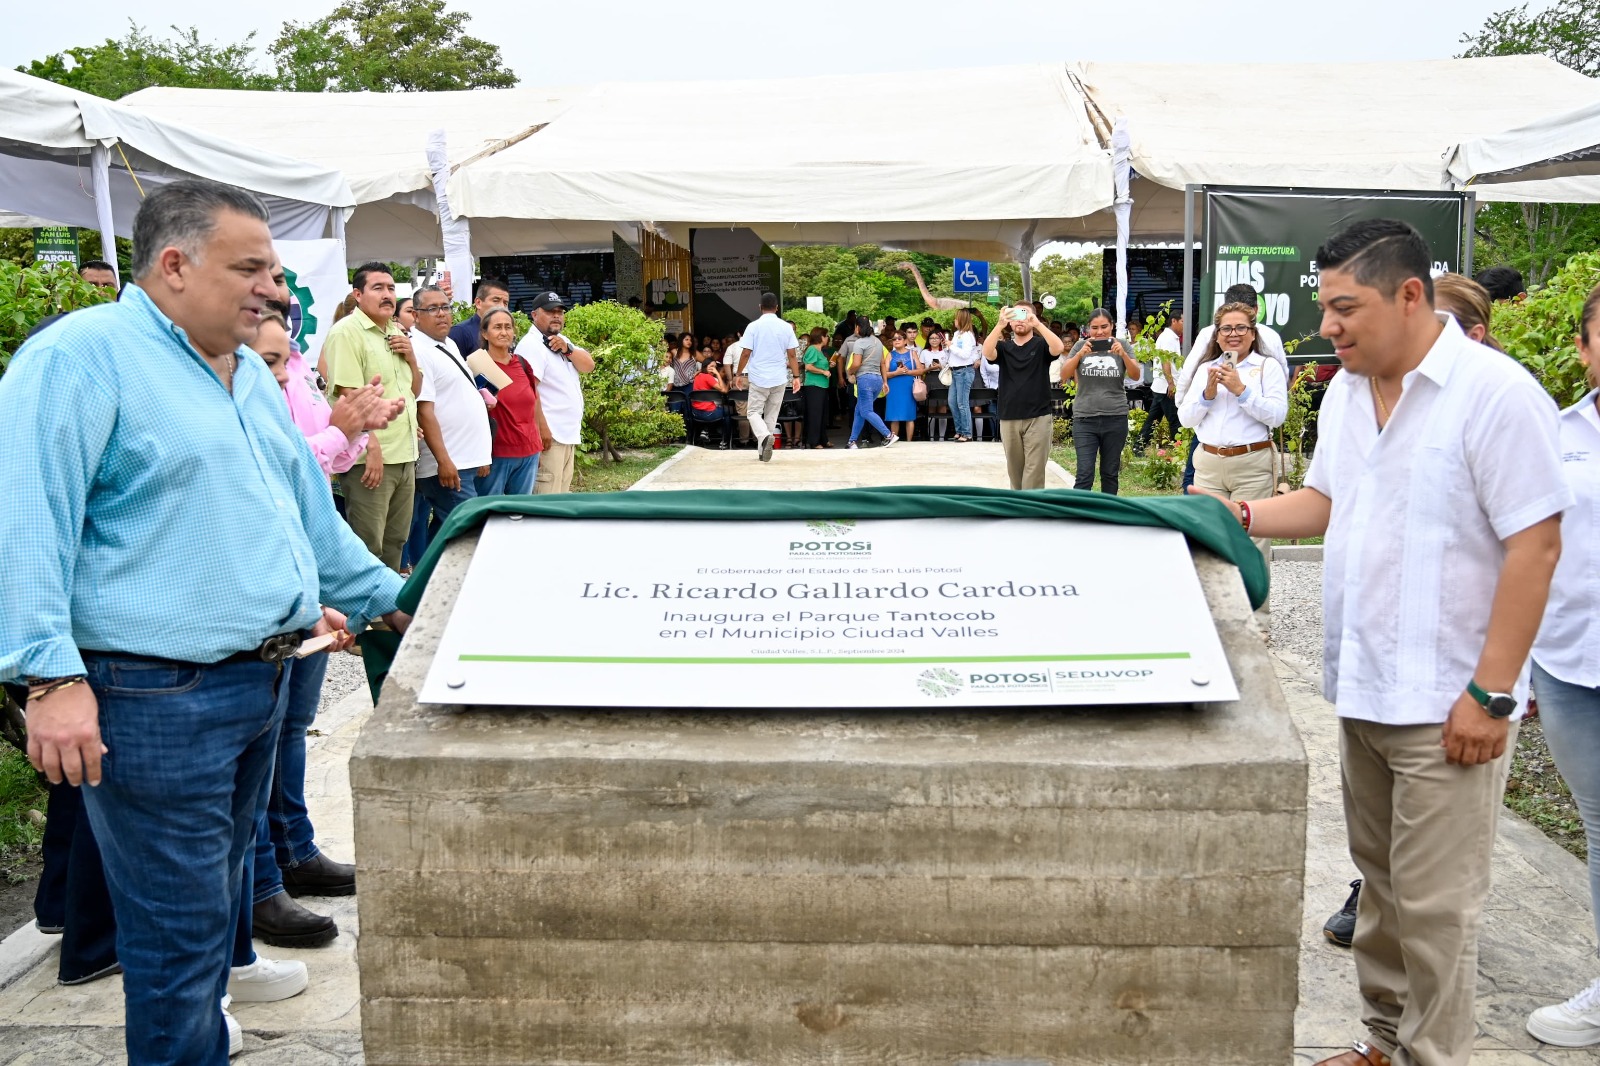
352, 531, 1306, 1065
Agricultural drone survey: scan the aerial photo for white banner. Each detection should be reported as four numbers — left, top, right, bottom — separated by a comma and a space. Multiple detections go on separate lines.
273, 239, 348, 368
421, 516, 1239, 708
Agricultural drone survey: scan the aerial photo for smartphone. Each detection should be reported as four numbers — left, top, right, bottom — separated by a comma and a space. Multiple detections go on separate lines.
1222, 351, 1238, 369
1008, 307, 1029, 322
1089, 338, 1112, 353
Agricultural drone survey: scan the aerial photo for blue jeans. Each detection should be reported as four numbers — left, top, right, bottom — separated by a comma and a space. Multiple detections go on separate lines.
948, 366, 975, 438
1531, 660, 1600, 949
80, 655, 289, 1066
476, 453, 539, 496
851, 375, 891, 443
403, 474, 478, 566
250, 653, 329, 905
37, 780, 118, 983
1182, 434, 1199, 490
691, 406, 733, 446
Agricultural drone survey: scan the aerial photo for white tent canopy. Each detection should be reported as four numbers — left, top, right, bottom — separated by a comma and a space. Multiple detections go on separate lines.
446, 65, 1115, 263
0, 68, 353, 269
118, 84, 585, 263
1445, 98, 1600, 197
1069, 55, 1600, 239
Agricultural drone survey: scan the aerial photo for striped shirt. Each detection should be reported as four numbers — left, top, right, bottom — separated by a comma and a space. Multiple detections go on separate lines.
0, 284, 403, 680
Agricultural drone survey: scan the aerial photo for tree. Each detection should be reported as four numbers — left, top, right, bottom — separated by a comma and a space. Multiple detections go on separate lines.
1, 260, 114, 377
1489, 249, 1600, 408
1458, 0, 1600, 76
20, 23, 276, 98
1459, 0, 1600, 287
269, 0, 517, 92
560, 301, 680, 461
1031, 252, 1102, 323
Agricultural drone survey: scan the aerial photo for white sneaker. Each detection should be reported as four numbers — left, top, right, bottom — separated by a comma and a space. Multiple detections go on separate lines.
1528, 975, 1600, 1046
847, 441, 858, 450
884, 434, 899, 448
228, 955, 309, 1003
223, 1007, 243, 1056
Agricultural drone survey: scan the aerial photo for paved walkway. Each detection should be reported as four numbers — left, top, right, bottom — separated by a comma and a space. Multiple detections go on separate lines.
1, 445, 1595, 1063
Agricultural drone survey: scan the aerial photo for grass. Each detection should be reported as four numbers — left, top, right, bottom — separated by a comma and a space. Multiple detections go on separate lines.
0, 746, 46, 884
571, 445, 679, 494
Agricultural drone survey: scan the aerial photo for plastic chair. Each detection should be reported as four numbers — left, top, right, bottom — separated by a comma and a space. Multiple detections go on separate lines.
923, 388, 951, 441
968, 387, 999, 441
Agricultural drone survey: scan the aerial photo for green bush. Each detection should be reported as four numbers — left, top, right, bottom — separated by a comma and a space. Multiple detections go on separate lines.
560, 301, 681, 460
0, 260, 114, 377
783, 309, 833, 336
1493, 250, 1600, 409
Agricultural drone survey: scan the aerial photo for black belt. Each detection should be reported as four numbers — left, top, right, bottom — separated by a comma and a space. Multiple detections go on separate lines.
83, 631, 308, 668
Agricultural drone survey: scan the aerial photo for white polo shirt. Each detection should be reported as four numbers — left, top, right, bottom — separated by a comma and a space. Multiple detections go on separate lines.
410, 328, 492, 478
1532, 391, 1600, 688
1152, 327, 1182, 395
1305, 314, 1570, 725
516, 331, 584, 446
737, 313, 798, 389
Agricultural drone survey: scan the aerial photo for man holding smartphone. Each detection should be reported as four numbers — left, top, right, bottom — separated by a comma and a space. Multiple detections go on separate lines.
983, 305, 1063, 489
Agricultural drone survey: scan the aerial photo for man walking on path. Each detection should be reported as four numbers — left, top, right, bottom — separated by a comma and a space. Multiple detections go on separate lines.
1193, 219, 1568, 1066
516, 292, 594, 494
0, 178, 410, 1065
983, 305, 1063, 489
736, 292, 800, 462
323, 263, 422, 570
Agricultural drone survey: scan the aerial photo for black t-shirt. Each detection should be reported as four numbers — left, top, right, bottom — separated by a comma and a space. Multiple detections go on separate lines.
995, 334, 1054, 420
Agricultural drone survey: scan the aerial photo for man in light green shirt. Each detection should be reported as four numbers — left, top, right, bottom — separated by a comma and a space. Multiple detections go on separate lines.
322, 263, 422, 570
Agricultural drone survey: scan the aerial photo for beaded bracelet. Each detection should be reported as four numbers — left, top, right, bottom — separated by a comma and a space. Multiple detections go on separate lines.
1239, 501, 1253, 533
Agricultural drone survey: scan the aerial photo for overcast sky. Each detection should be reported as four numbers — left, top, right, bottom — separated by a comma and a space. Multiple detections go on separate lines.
5, 0, 1539, 86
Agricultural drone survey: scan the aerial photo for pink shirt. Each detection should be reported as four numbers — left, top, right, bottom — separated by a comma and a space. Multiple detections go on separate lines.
281, 347, 367, 475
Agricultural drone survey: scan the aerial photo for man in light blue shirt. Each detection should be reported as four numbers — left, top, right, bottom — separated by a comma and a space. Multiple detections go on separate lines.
0, 179, 409, 1065
735, 292, 799, 462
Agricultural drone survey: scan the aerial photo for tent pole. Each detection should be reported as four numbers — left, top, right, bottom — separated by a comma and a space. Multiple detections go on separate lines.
1111, 119, 1131, 340
1182, 184, 1196, 357
1462, 192, 1477, 276
90, 144, 119, 286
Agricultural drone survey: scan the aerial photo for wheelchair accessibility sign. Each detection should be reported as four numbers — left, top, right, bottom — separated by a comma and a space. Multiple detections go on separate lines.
953, 258, 990, 294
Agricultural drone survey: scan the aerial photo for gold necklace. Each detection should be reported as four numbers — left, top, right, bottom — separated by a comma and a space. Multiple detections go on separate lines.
1370, 375, 1391, 423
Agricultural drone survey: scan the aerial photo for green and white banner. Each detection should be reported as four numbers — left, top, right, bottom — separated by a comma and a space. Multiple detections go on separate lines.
1202, 188, 1467, 358
690, 227, 783, 336
272, 239, 348, 368
33, 226, 79, 267
421, 515, 1238, 708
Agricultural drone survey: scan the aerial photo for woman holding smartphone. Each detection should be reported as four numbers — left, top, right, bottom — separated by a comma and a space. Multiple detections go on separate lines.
1058, 307, 1141, 493
1177, 301, 1287, 564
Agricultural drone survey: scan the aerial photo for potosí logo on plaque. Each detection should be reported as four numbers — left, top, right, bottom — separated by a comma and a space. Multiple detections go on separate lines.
790, 518, 871, 558
917, 668, 964, 698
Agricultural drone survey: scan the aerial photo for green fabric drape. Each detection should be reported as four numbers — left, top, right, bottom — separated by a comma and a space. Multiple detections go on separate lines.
365, 487, 1267, 702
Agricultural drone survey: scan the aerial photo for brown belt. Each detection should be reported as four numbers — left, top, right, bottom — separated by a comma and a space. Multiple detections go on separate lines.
1200, 440, 1272, 458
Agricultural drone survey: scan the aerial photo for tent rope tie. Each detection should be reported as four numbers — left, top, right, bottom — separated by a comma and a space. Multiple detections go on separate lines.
115, 143, 146, 198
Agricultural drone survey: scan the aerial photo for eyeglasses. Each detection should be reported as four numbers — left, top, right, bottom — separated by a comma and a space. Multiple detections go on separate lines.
416, 304, 452, 315
1217, 324, 1254, 335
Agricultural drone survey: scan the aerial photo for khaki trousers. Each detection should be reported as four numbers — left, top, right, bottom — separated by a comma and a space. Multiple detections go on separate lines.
1193, 443, 1276, 569
1000, 415, 1053, 489
341, 461, 415, 571
534, 441, 577, 494
1340, 717, 1516, 1066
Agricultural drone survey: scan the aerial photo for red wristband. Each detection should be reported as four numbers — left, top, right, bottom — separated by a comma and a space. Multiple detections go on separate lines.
1239, 501, 1253, 533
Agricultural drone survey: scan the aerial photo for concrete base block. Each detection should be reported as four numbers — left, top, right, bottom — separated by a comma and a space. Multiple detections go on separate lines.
353, 532, 1306, 1065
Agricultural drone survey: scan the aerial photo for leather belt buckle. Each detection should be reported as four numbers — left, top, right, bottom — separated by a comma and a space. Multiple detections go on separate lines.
258, 633, 302, 663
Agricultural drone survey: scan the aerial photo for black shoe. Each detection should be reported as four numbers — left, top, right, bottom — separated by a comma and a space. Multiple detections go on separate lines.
1323, 879, 1361, 948
60, 961, 121, 986
252, 891, 338, 948
280, 851, 356, 897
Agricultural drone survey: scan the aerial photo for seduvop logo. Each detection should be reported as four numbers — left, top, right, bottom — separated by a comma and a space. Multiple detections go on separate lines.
789, 519, 872, 558
917, 667, 965, 698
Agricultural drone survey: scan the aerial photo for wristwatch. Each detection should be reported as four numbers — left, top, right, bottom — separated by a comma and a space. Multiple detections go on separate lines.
1467, 680, 1517, 719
